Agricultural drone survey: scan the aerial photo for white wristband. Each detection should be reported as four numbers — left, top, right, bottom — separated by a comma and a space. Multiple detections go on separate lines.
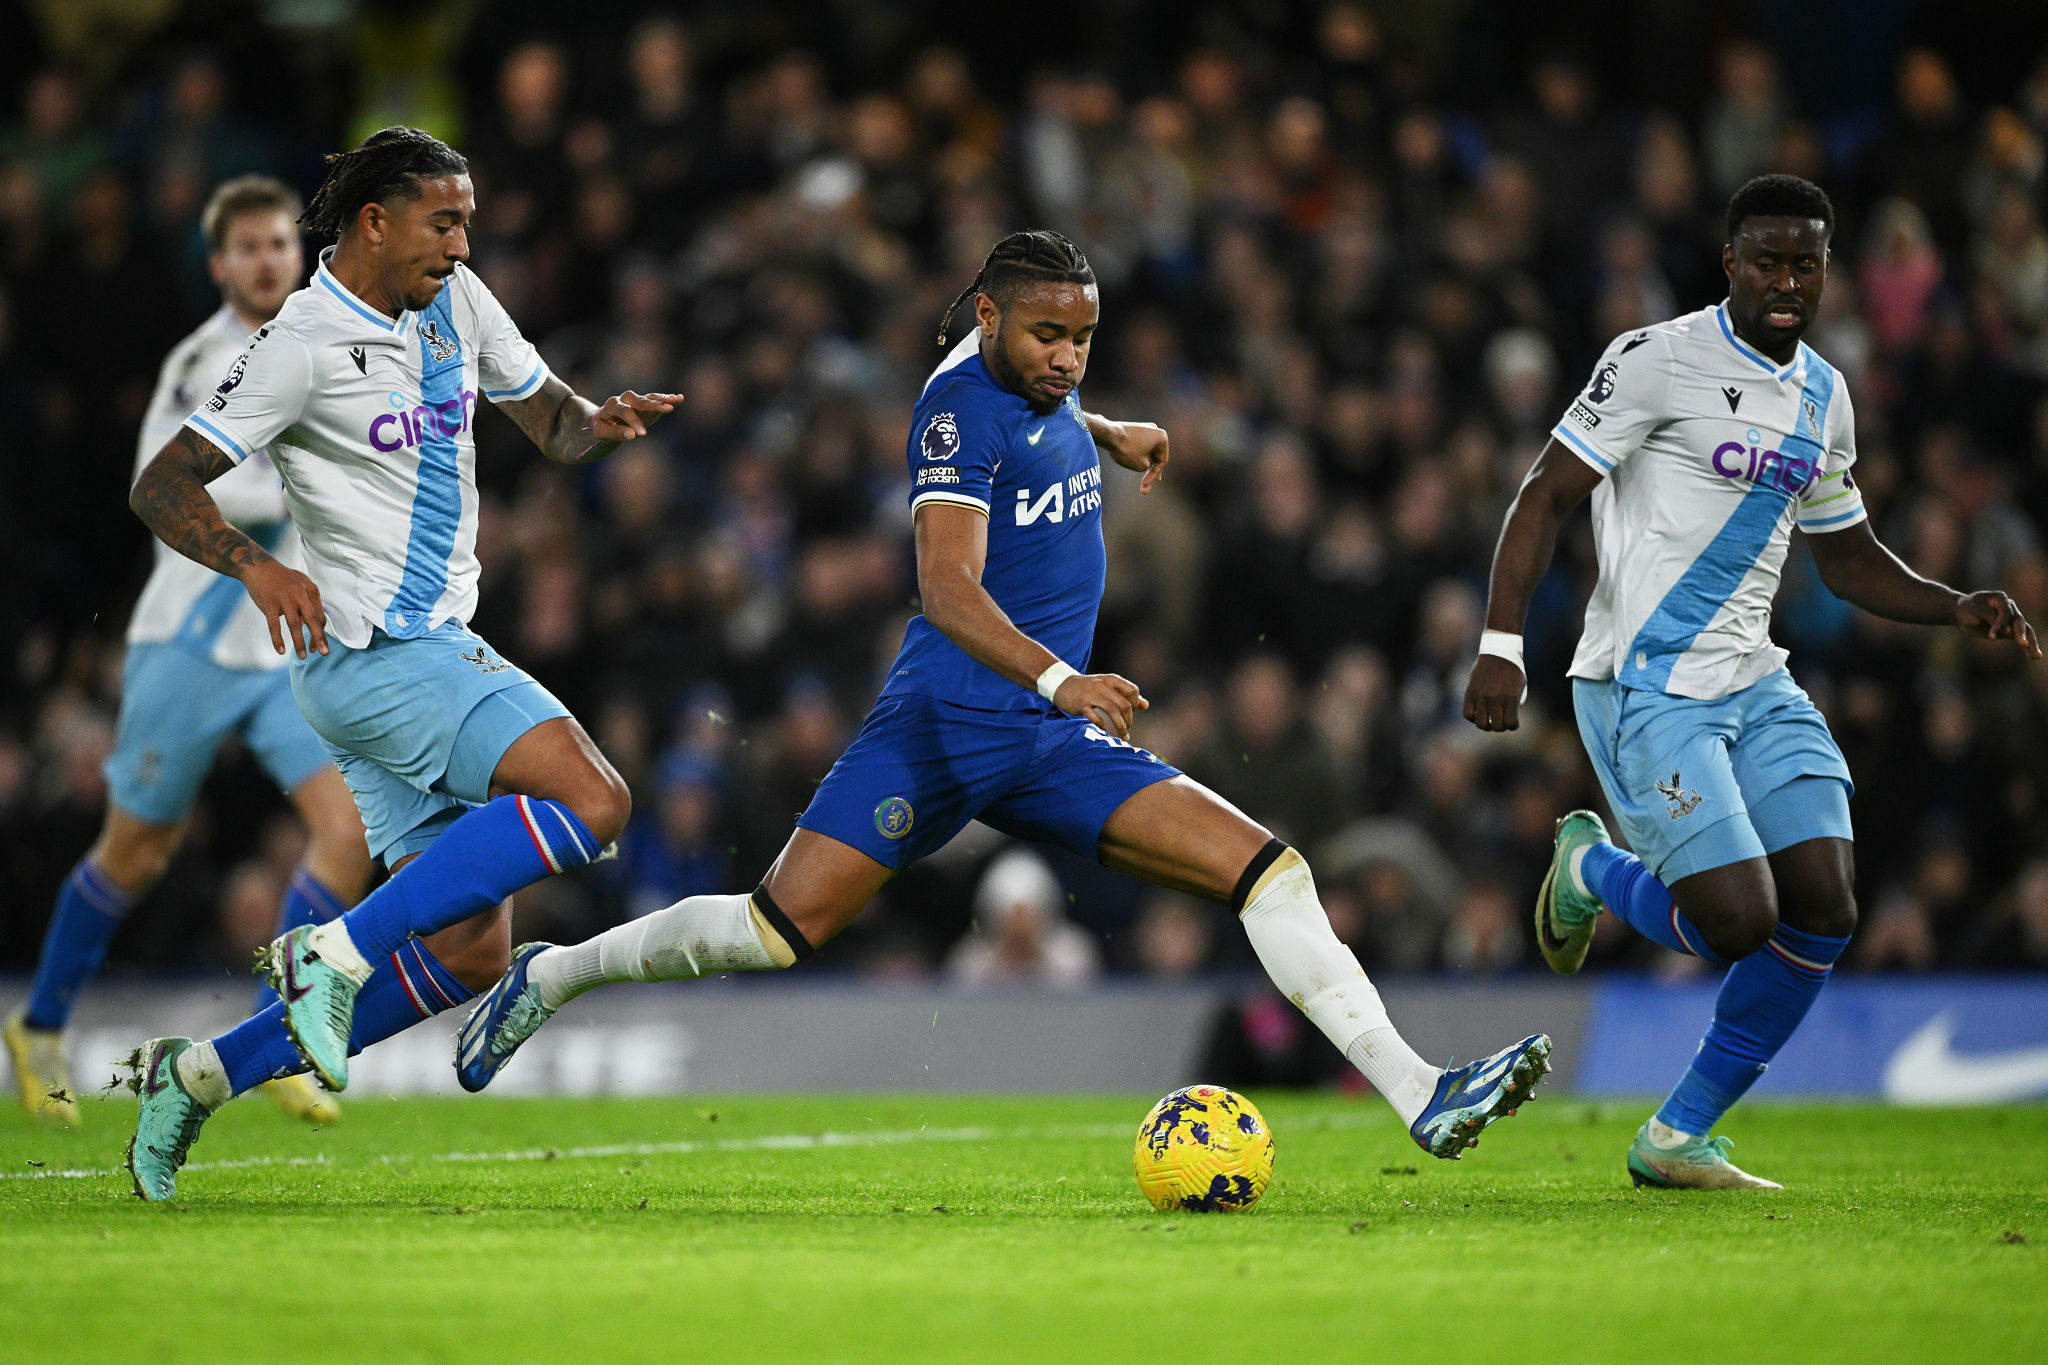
1036, 660, 1079, 701
1478, 631, 1529, 703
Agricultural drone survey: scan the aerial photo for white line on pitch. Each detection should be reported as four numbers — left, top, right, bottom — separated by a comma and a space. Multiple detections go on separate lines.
4, 1110, 1374, 1184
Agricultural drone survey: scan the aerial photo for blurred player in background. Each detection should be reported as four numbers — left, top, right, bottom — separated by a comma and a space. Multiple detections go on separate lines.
5, 177, 369, 1129
457, 231, 1553, 1164
1465, 175, 2041, 1189
119, 128, 680, 1200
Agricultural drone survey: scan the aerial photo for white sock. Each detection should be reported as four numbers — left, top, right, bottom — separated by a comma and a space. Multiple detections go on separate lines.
1567, 844, 1594, 898
305, 920, 373, 984
1646, 1117, 1692, 1147
1238, 848, 1440, 1127
173, 1040, 230, 1112
528, 891, 798, 1009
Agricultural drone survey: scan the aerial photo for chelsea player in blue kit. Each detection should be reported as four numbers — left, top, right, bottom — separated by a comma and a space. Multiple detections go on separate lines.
1466, 176, 2040, 1188
457, 232, 1553, 1162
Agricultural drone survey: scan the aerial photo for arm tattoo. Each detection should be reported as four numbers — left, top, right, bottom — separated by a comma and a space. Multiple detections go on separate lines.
128, 428, 274, 577
502, 376, 616, 465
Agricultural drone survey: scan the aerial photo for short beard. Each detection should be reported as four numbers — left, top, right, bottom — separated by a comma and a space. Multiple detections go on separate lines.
981, 329, 1057, 412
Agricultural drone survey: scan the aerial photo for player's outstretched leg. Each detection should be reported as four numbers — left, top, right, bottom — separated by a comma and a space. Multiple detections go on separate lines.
456, 885, 815, 1090
1230, 837, 1549, 1157
1098, 776, 1550, 1158
124, 934, 483, 1200
268, 720, 622, 1089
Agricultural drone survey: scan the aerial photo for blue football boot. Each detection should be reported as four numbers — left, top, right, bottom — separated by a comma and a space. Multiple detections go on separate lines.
1410, 1034, 1551, 1158
454, 943, 554, 1092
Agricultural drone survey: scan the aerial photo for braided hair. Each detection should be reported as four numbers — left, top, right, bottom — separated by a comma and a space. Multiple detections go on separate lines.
300, 126, 470, 240
936, 230, 1096, 347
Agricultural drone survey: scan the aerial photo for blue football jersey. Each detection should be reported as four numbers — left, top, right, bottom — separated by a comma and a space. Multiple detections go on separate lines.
881, 337, 1107, 713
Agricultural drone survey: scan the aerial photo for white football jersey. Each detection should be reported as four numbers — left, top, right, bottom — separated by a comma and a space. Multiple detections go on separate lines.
128, 306, 310, 671
181, 248, 549, 650
1552, 302, 1867, 701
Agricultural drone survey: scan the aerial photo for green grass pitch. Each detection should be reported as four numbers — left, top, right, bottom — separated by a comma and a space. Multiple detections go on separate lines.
0, 1094, 2041, 1362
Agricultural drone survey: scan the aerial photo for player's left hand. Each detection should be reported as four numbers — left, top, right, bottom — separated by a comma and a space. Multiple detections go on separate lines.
1957, 590, 2043, 659
594, 391, 683, 442
1106, 421, 1169, 494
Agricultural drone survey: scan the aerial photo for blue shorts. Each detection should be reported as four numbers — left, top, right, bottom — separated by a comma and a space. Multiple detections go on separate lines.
1573, 669, 1854, 884
796, 694, 1182, 869
291, 621, 570, 866
103, 643, 332, 825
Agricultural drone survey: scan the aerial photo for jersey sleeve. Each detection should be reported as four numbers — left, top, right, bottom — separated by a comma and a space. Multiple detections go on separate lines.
180, 326, 312, 466
463, 267, 551, 403
1797, 379, 1868, 534
906, 381, 1003, 517
1549, 329, 1673, 476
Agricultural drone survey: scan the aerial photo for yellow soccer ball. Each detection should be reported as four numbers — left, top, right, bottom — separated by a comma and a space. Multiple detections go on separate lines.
1132, 1084, 1275, 1212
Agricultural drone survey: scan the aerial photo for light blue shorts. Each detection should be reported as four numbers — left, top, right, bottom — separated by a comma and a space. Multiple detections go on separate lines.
1572, 669, 1854, 884
291, 621, 570, 866
104, 642, 332, 825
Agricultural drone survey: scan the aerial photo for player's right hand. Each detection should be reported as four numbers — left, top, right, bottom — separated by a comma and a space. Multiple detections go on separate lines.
1053, 672, 1149, 740
243, 558, 328, 659
1463, 656, 1525, 733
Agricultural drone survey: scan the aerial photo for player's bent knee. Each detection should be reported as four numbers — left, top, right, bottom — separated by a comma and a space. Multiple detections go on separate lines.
1701, 902, 1777, 960
568, 768, 632, 848
1784, 887, 1857, 940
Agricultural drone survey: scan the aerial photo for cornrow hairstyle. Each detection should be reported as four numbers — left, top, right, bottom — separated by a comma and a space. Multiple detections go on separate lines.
1725, 173, 1835, 244
936, 230, 1096, 346
300, 126, 470, 240
200, 175, 303, 253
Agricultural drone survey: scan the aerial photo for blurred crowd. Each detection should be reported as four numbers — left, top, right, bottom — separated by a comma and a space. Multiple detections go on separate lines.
6, 1, 2048, 1002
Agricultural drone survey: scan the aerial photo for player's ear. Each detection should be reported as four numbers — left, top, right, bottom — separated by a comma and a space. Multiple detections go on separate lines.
356, 200, 386, 246
206, 252, 227, 289
974, 291, 1000, 337
1721, 241, 1736, 280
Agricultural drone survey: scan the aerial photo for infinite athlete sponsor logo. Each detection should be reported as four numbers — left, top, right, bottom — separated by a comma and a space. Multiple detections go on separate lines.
1710, 427, 1820, 497
1015, 464, 1103, 525
920, 412, 960, 462
368, 387, 480, 452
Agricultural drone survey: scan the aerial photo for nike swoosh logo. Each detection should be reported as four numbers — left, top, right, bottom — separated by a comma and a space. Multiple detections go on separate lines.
1882, 1011, 2048, 1104
1027, 426, 1045, 445
282, 951, 312, 1003
143, 1045, 169, 1098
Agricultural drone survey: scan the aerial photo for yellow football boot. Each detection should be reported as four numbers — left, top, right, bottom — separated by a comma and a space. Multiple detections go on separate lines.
261, 1073, 343, 1125
5, 1012, 82, 1124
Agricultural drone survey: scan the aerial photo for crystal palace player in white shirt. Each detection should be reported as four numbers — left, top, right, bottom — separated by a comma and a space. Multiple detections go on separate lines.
6, 177, 367, 1129
120, 128, 680, 1200
1465, 174, 2041, 1188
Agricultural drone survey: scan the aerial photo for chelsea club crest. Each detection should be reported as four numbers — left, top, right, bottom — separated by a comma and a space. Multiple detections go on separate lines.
873, 797, 915, 839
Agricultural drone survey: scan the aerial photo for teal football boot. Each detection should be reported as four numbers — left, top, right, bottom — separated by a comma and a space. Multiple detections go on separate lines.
1536, 810, 1609, 974
125, 1038, 215, 1202
1627, 1123, 1782, 1190
261, 924, 366, 1092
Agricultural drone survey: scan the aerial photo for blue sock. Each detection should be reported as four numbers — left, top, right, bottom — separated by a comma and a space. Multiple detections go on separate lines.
336, 795, 599, 959
253, 868, 349, 1013
1655, 923, 1850, 1135
1580, 842, 1725, 964
214, 940, 477, 1096
23, 858, 135, 1030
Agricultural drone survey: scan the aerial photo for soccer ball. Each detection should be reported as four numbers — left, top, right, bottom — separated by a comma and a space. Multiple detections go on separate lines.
1132, 1084, 1275, 1212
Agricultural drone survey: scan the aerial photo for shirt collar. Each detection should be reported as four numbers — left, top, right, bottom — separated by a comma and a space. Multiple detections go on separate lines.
1715, 301, 1800, 381
315, 246, 406, 333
